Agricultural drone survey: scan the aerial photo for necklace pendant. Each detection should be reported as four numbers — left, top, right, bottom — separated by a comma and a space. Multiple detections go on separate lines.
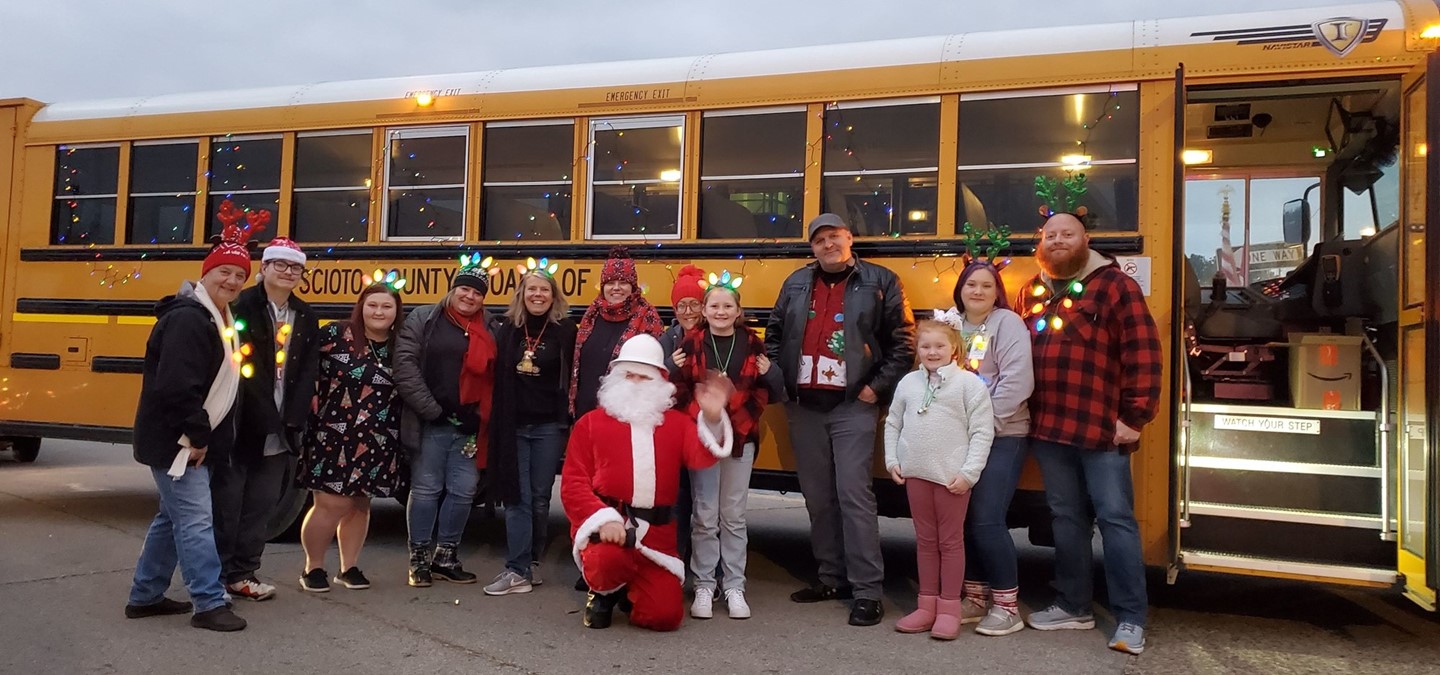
517, 350, 539, 375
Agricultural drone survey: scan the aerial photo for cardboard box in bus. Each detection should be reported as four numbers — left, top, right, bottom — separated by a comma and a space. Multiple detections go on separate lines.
1287, 333, 1362, 411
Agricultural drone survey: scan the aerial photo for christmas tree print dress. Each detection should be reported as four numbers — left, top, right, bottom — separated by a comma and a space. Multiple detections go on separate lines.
299, 322, 405, 498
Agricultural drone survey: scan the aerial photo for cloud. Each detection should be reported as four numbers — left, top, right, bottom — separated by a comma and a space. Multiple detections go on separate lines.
0, 0, 1361, 102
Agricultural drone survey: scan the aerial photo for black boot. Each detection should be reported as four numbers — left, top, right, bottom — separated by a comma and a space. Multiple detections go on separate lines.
408, 543, 433, 588
431, 543, 478, 584
584, 591, 621, 629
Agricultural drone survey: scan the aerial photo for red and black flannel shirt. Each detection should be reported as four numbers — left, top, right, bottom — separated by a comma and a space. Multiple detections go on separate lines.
1021, 262, 1162, 453
671, 326, 770, 455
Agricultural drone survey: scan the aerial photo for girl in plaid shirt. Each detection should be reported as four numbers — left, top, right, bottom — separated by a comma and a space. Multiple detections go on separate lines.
884, 320, 994, 640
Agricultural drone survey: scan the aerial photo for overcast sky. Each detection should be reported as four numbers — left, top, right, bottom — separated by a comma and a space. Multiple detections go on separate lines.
0, 0, 1367, 103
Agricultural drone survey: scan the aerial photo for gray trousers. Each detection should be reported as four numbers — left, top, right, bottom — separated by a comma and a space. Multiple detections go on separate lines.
786, 400, 884, 600
211, 452, 293, 584
689, 442, 755, 593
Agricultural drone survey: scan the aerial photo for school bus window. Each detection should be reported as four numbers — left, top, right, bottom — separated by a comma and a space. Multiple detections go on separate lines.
208, 135, 281, 243
384, 127, 467, 240
51, 144, 120, 245
128, 140, 198, 245
821, 100, 940, 237
482, 122, 573, 241
958, 89, 1139, 233
699, 109, 806, 239
588, 116, 683, 239
292, 131, 372, 243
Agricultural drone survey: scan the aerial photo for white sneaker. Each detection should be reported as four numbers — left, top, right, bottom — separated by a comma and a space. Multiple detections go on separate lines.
724, 588, 751, 619
226, 578, 276, 602
691, 587, 714, 619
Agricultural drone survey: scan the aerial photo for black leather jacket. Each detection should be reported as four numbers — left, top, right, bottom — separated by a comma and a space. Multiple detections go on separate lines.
764, 257, 916, 405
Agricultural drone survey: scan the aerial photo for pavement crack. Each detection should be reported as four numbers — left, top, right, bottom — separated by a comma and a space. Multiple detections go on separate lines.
0, 566, 134, 587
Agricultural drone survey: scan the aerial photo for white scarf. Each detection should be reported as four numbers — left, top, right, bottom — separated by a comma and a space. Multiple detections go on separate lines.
177, 281, 241, 449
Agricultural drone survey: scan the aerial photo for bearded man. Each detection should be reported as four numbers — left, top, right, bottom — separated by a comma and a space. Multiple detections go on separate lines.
561, 334, 734, 632
1018, 211, 1161, 656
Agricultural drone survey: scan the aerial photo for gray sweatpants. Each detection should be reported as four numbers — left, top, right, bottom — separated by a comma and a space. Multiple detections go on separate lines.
785, 400, 884, 600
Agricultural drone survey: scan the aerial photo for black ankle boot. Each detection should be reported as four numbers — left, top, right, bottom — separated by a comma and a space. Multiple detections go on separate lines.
584, 591, 620, 629
408, 543, 433, 588
431, 543, 477, 584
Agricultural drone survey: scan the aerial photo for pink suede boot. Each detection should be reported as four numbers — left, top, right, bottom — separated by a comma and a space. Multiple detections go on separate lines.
931, 599, 962, 640
895, 595, 937, 633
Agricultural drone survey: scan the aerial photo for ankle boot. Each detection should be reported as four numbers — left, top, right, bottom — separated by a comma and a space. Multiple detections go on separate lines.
584, 591, 621, 629
431, 543, 477, 584
895, 594, 938, 633
408, 543, 433, 588
931, 598, 963, 640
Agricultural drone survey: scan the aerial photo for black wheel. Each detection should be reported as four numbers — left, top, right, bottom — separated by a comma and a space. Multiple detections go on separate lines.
8, 437, 40, 463
266, 478, 311, 542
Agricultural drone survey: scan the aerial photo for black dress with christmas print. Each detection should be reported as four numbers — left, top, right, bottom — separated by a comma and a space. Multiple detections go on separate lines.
299, 322, 405, 498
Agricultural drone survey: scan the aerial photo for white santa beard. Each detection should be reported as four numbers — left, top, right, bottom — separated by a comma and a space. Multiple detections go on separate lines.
597, 367, 675, 430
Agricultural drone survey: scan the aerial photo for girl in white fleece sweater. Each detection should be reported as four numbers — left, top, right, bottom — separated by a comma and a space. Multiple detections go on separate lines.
884, 319, 994, 640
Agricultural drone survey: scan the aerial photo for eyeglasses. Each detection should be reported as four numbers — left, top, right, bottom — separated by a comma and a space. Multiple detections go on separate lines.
675, 300, 703, 314
267, 261, 307, 275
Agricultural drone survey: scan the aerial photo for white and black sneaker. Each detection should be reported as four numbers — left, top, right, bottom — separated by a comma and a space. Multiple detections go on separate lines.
300, 568, 330, 593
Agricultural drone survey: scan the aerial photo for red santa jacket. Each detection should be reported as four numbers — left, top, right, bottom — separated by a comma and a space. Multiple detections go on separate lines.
562, 407, 731, 581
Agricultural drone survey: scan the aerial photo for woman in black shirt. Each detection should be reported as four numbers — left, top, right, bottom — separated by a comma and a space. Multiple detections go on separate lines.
483, 265, 577, 595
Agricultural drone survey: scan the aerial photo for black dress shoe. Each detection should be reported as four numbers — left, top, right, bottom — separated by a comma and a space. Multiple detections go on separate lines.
848, 599, 884, 626
190, 606, 247, 632
790, 583, 854, 603
574, 576, 590, 592
584, 591, 620, 629
124, 597, 192, 619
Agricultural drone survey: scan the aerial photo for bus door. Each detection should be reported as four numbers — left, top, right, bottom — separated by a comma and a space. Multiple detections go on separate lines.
1395, 51, 1438, 610
1176, 76, 1404, 587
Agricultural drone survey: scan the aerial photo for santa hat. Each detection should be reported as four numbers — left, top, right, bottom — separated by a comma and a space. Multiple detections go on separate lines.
203, 199, 261, 277
262, 238, 306, 266
670, 264, 706, 307
600, 246, 638, 287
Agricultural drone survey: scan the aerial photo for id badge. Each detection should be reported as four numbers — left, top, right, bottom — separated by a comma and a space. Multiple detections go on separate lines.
966, 335, 989, 363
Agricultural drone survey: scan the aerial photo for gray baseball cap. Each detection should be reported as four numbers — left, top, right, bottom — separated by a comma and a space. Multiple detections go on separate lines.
806, 213, 850, 240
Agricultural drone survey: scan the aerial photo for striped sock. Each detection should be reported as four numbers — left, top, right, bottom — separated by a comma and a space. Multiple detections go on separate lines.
992, 587, 1019, 615
962, 581, 991, 608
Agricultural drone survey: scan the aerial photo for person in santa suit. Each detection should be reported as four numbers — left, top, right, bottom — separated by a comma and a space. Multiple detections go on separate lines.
561, 334, 734, 632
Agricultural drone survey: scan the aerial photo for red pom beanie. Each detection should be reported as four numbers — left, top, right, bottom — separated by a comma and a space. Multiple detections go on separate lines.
671, 265, 706, 307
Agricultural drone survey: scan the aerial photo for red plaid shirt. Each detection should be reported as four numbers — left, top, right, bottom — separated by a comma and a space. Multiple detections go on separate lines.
1020, 262, 1162, 452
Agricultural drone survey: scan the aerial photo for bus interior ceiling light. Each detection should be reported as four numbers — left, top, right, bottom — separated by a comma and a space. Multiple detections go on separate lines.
1059, 153, 1091, 169
1181, 149, 1214, 165
659, 169, 681, 182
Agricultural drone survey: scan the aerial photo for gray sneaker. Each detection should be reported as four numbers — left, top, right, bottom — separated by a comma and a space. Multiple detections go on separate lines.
482, 570, 533, 596
975, 607, 1025, 636
1026, 604, 1095, 630
1109, 622, 1146, 654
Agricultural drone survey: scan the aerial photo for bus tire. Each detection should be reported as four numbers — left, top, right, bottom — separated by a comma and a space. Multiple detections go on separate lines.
265, 481, 311, 543
8, 437, 40, 463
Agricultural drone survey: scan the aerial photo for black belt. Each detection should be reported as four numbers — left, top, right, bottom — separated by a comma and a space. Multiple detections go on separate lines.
600, 495, 673, 526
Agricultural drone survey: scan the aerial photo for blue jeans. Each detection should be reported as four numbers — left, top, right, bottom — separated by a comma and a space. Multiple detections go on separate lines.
503, 423, 566, 576
129, 465, 227, 614
964, 435, 1028, 590
1032, 440, 1148, 626
407, 423, 479, 547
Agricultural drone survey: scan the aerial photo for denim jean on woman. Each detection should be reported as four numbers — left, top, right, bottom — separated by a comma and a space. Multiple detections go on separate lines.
407, 423, 479, 547
963, 435, 1029, 590
129, 465, 228, 614
503, 423, 567, 577
1031, 439, 1148, 626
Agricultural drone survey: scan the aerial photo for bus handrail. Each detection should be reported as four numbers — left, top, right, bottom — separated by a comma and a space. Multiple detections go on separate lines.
1363, 335, 1394, 542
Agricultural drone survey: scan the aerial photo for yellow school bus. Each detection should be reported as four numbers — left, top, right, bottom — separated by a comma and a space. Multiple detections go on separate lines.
3, 1, 1440, 607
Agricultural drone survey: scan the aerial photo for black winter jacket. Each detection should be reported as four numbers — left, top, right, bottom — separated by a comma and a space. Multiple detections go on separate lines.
764, 257, 916, 405
487, 314, 577, 505
231, 284, 320, 463
133, 287, 239, 468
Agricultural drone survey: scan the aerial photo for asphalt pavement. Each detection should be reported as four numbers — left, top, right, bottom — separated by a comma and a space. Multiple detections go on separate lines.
1, 440, 1438, 674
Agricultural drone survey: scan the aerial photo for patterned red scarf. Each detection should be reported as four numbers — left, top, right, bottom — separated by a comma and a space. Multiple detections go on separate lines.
674, 325, 769, 456
569, 292, 665, 415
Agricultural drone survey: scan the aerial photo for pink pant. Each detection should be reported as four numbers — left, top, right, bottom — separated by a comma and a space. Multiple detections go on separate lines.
907, 479, 972, 600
